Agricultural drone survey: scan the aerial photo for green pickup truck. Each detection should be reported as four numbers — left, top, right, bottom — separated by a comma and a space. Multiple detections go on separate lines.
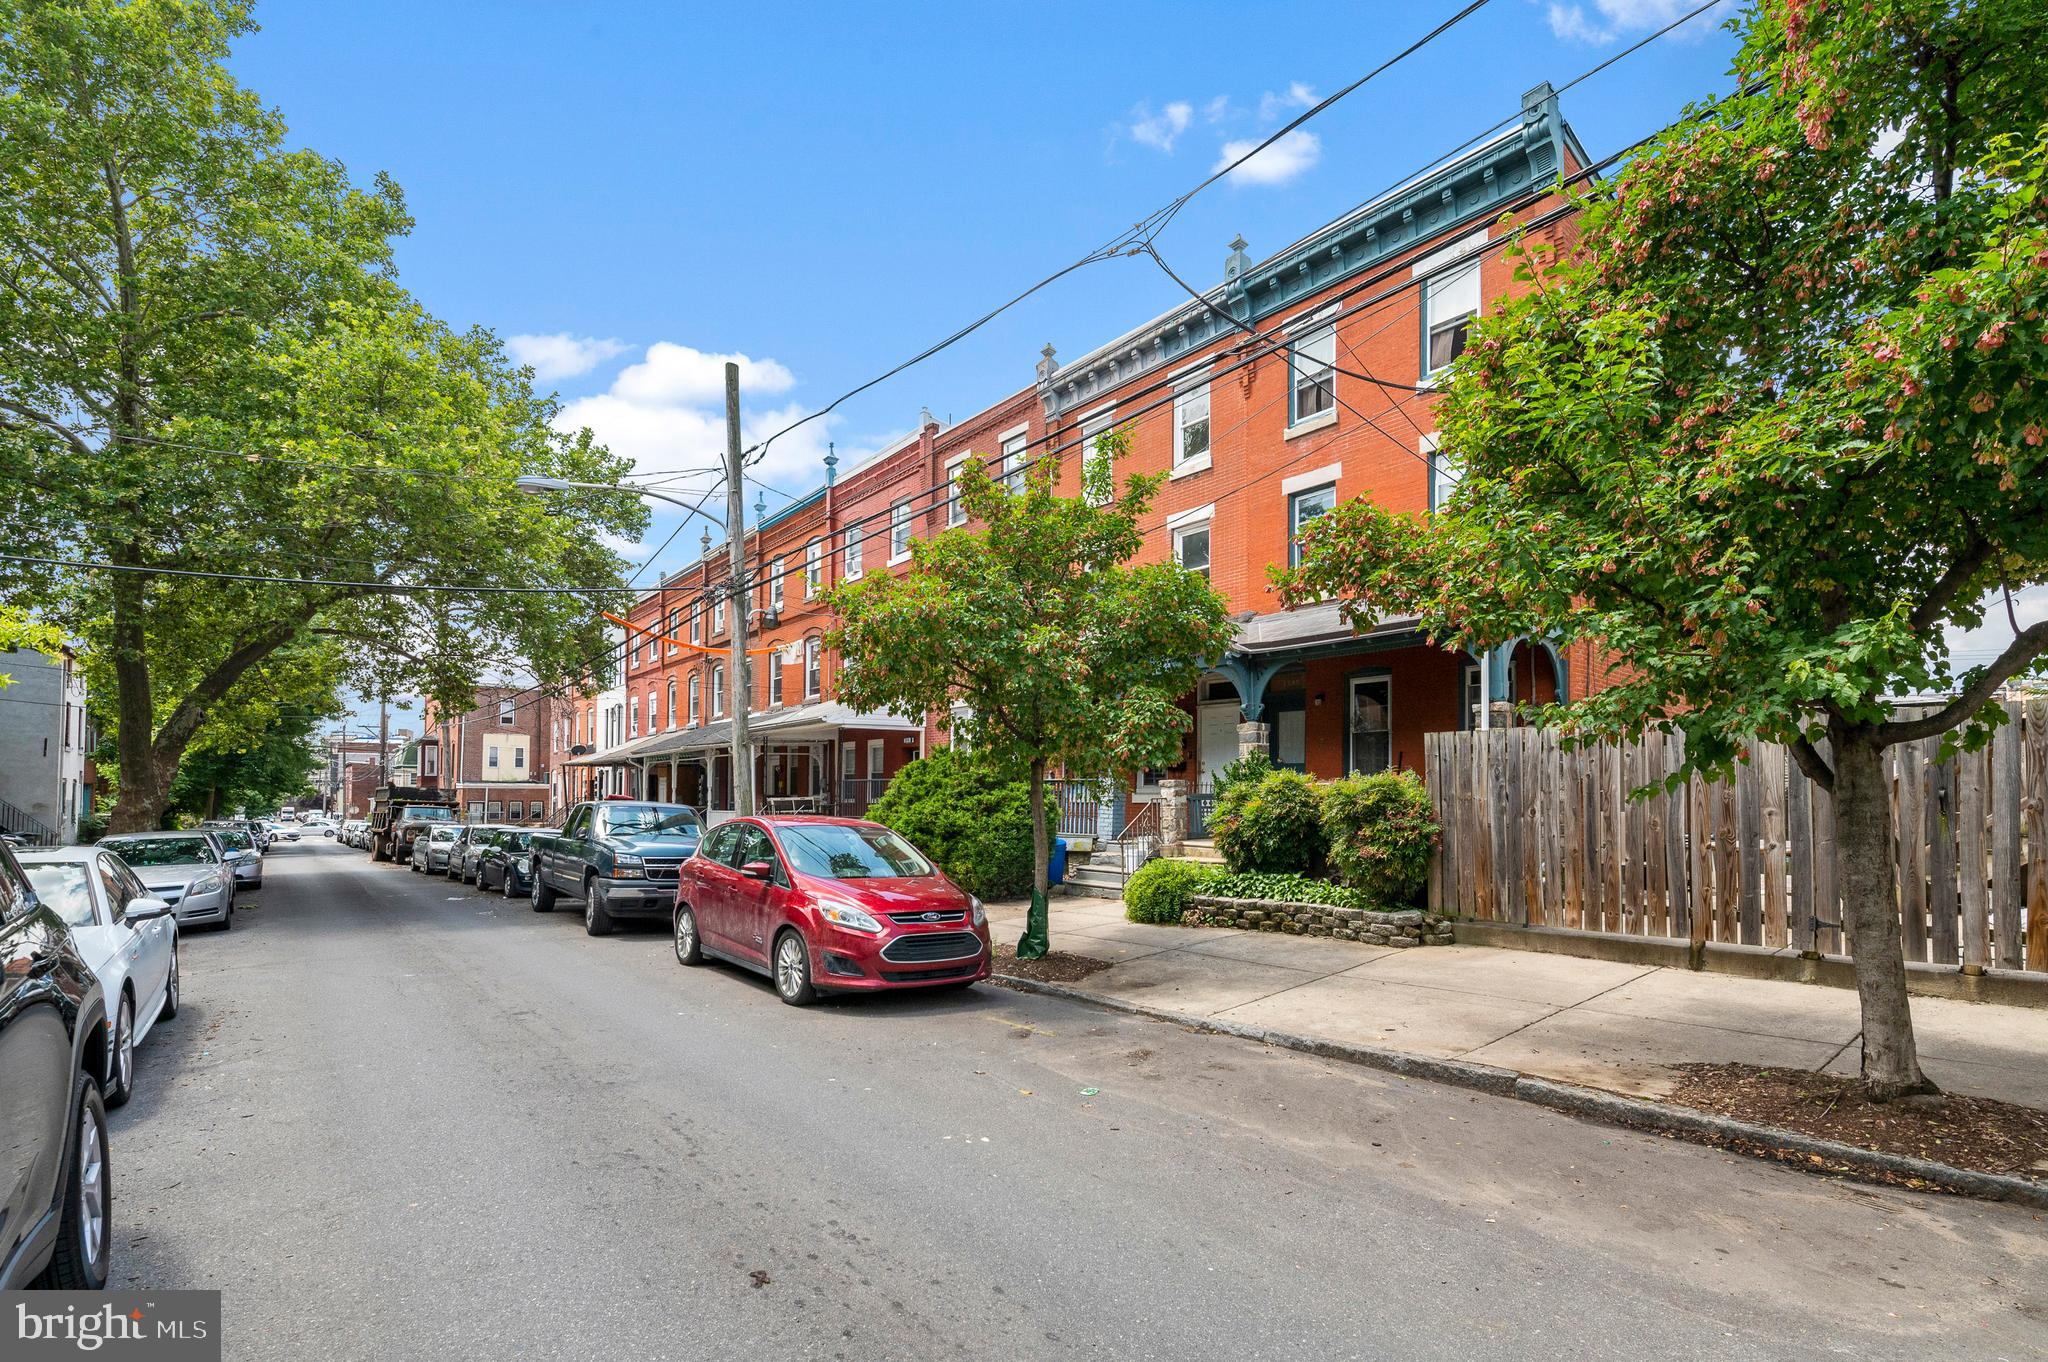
528, 801, 706, 936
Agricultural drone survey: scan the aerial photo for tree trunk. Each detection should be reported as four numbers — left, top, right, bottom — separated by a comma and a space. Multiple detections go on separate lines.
1832, 728, 1938, 1100
1017, 756, 1052, 960
106, 566, 169, 833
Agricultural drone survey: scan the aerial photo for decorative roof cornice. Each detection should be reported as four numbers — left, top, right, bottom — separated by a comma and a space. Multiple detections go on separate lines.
1039, 82, 1581, 419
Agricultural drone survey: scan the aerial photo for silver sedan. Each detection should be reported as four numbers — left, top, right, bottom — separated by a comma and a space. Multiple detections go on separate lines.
95, 831, 236, 931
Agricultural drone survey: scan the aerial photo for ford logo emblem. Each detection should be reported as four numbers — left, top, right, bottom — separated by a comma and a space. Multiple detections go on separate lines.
920, 911, 940, 921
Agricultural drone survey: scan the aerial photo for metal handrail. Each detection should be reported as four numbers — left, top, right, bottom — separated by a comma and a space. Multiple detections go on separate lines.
0, 796, 58, 847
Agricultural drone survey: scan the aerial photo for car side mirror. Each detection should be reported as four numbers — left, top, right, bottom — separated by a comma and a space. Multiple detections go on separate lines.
740, 860, 775, 880
125, 896, 172, 923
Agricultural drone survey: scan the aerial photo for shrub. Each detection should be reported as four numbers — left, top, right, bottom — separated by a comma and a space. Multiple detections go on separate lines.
1210, 768, 1326, 874
1211, 747, 1274, 801
1203, 871, 1369, 910
1123, 858, 1220, 924
1320, 770, 1439, 906
868, 749, 1042, 899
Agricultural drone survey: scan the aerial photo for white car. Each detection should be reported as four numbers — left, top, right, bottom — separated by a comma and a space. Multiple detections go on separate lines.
96, 831, 236, 931
17, 846, 180, 1109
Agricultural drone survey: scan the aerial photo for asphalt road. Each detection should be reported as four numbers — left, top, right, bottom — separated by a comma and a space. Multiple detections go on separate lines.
108, 838, 2048, 1361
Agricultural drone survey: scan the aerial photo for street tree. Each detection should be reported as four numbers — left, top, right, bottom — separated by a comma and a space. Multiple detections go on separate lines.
0, 0, 645, 832
1284, 0, 2048, 1099
828, 435, 1235, 958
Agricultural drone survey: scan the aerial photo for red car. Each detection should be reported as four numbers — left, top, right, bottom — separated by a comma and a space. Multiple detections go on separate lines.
672, 816, 990, 1005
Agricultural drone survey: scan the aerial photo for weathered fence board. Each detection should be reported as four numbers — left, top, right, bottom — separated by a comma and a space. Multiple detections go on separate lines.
1427, 706, 2046, 969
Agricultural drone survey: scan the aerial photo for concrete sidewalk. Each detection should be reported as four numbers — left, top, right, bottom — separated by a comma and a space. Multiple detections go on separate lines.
987, 898, 2048, 1110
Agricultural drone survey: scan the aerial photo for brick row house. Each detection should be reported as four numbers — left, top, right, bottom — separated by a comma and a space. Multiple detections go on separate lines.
597, 84, 1611, 822
415, 684, 562, 824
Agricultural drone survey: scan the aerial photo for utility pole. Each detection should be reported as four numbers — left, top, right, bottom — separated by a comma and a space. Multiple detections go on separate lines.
723, 360, 754, 817
378, 687, 390, 782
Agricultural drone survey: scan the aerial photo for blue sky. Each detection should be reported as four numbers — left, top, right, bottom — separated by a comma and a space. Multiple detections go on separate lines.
258, 0, 1745, 727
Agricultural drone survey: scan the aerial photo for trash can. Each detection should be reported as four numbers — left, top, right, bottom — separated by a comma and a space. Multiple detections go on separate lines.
1048, 837, 1068, 886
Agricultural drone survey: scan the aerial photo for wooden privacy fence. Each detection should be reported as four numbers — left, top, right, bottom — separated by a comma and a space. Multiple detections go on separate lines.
1424, 699, 2048, 971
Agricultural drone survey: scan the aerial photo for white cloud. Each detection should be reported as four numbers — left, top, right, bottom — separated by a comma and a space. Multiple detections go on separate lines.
1130, 100, 1194, 153
1943, 585, 2048, 674
610, 342, 796, 407
1547, 0, 1711, 44
1214, 129, 1322, 187
1203, 95, 1232, 125
505, 332, 629, 382
1257, 81, 1317, 123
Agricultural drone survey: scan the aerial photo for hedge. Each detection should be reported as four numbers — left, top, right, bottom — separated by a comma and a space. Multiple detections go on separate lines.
1123, 858, 1220, 924
867, 749, 1041, 899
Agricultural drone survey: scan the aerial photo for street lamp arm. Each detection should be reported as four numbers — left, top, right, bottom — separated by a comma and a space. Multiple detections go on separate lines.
514, 474, 726, 528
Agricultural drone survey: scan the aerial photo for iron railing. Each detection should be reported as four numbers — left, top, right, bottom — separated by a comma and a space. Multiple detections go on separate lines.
1047, 780, 1113, 839
0, 796, 58, 847
837, 775, 891, 816
1112, 798, 1163, 874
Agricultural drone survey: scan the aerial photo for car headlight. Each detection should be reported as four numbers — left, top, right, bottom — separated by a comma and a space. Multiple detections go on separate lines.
817, 900, 883, 934
191, 874, 223, 895
612, 853, 644, 879
516, 856, 532, 872
970, 896, 986, 928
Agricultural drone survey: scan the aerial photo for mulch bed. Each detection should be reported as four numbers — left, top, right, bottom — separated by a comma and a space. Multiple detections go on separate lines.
991, 942, 1114, 985
1666, 1063, 2048, 1182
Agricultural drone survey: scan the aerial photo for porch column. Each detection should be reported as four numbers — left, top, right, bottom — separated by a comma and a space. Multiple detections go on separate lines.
1158, 778, 1188, 855
1236, 720, 1270, 760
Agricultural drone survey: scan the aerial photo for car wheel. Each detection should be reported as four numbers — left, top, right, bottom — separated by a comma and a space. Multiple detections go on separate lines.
774, 929, 817, 1006
531, 870, 557, 912
250, 875, 262, 889
160, 945, 180, 1020
32, 1075, 110, 1290
218, 901, 234, 932
584, 876, 614, 937
673, 903, 703, 965
104, 996, 135, 1109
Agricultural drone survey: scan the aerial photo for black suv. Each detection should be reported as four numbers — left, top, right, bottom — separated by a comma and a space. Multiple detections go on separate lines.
0, 840, 112, 1289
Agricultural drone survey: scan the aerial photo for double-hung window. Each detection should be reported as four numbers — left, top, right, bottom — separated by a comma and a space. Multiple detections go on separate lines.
688, 602, 701, 644
770, 558, 785, 613
843, 524, 864, 579
1080, 412, 1116, 506
1288, 483, 1337, 566
666, 680, 677, 729
713, 596, 726, 637
946, 455, 970, 527
804, 636, 822, 698
804, 539, 823, 598
498, 699, 515, 726
688, 673, 701, 724
712, 664, 726, 717
889, 499, 913, 562
666, 609, 680, 654
1289, 325, 1336, 426
1001, 429, 1029, 492
1168, 504, 1213, 581
1424, 432, 1460, 512
769, 654, 784, 706
647, 688, 659, 731
1174, 384, 1211, 469
1423, 258, 1481, 380
630, 697, 640, 737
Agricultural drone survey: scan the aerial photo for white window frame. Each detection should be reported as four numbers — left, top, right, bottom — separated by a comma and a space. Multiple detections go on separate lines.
1080, 409, 1116, 506
498, 699, 516, 726
889, 498, 913, 564
712, 664, 726, 718
688, 673, 701, 725
843, 524, 864, 580
629, 697, 640, 737
804, 636, 822, 698
769, 653, 784, 707
421, 745, 439, 778
689, 601, 701, 644
666, 609, 680, 655
803, 539, 823, 598
1422, 257, 1482, 384
1424, 432, 1461, 512
999, 424, 1029, 492
771, 558, 785, 612
1288, 482, 1337, 567
1173, 382, 1212, 476
945, 453, 971, 527
713, 596, 726, 636
1167, 502, 1215, 581
1289, 323, 1336, 428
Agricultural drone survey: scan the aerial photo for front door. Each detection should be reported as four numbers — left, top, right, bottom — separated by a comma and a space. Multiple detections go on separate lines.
1348, 676, 1392, 775
1198, 701, 1239, 785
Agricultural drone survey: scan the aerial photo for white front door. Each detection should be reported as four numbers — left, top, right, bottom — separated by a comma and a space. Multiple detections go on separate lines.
1198, 701, 1239, 786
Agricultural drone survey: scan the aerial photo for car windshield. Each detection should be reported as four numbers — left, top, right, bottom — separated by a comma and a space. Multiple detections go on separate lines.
23, 863, 95, 928
503, 831, 533, 850
600, 805, 701, 837
428, 827, 458, 842
102, 836, 213, 867
775, 824, 934, 880
214, 831, 253, 851
404, 806, 455, 822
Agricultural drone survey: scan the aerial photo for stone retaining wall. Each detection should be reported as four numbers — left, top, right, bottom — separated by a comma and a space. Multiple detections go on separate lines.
1189, 896, 1455, 947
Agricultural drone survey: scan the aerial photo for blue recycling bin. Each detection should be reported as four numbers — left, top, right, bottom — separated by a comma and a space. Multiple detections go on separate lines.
1048, 837, 1069, 886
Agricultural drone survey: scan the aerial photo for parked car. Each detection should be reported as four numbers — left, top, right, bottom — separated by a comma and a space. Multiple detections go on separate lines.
339, 819, 369, 848
475, 828, 537, 897
410, 824, 461, 874
446, 825, 504, 883
202, 826, 263, 889
95, 832, 235, 931
17, 848, 179, 1109
529, 801, 704, 936
672, 816, 990, 1005
0, 840, 112, 1289
265, 821, 301, 843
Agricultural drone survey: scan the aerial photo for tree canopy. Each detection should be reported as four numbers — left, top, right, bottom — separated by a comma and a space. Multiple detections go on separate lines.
0, 0, 645, 829
1283, 0, 2048, 1097
828, 435, 1235, 956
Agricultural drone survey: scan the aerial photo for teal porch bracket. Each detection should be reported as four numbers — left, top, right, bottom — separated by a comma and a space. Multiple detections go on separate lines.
1214, 655, 1295, 724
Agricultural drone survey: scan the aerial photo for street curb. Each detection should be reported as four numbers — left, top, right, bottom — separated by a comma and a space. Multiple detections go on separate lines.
993, 972, 2048, 1212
